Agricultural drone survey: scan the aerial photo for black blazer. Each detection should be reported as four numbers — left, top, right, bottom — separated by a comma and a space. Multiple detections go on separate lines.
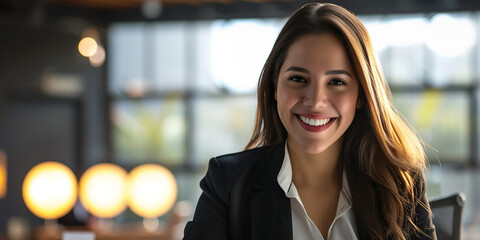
183, 144, 436, 240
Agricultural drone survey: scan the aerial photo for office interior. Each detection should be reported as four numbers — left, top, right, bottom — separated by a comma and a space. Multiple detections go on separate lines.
0, 0, 479, 239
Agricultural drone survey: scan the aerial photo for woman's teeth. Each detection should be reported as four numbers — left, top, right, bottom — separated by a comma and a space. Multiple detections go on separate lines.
299, 116, 331, 126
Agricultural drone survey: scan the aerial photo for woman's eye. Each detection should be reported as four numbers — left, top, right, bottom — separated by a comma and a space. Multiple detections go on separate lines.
288, 76, 306, 83
329, 79, 346, 86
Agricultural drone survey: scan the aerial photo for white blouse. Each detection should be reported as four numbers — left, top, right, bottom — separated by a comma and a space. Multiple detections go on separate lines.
277, 143, 359, 240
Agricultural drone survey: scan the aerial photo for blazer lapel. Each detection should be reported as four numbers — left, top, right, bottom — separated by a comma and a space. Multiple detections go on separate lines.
249, 144, 292, 240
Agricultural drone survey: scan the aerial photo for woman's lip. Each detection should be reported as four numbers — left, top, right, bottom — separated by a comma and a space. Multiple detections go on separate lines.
295, 114, 336, 132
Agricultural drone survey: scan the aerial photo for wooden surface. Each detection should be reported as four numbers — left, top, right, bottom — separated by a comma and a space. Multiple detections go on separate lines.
33, 224, 172, 240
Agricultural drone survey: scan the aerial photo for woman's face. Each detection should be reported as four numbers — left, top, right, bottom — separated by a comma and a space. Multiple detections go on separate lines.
276, 33, 361, 155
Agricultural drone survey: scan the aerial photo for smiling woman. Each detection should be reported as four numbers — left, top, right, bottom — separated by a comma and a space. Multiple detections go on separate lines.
275, 33, 360, 157
184, 3, 437, 240
273, 35, 361, 237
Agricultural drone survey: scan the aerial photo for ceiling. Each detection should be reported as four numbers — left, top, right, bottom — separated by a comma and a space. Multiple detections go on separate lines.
0, 0, 305, 22
39, 0, 302, 22
40, 0, 295, 10
2, 0, 480, 23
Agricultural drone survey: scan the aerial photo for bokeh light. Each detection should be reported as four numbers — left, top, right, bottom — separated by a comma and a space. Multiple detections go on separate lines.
22, 162, 77, 219
89, 45, 106, 67
126, 164, 177, 218
78, 37, 98, 57
125, 78, 147, 97
79, 163, 127, 218
0, 150, 6, 199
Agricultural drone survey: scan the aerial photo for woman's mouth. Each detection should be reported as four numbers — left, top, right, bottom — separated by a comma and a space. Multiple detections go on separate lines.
295, 114, 335, 132
299, 115, 331, 126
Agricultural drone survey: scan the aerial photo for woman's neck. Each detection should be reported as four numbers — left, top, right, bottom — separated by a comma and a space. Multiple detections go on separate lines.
287, 138, 343, 188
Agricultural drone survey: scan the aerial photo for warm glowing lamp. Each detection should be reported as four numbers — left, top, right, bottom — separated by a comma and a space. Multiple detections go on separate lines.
79, 163, 127, 219
126, 164, 177, 232
22, 162, 77, 220
0, 150, 7, 199
78, 37, 98, 57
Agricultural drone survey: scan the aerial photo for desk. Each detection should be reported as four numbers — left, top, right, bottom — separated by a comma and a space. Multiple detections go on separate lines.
34, 224, 175, 240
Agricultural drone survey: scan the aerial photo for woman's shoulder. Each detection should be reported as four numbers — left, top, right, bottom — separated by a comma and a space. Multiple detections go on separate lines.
215, 144, 280, 164
204, 144, 285, 187
211, 144, 282, 172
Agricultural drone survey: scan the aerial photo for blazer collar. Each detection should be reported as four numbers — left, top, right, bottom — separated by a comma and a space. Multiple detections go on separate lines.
249, 142, 293, 240
251, 142, 286, 190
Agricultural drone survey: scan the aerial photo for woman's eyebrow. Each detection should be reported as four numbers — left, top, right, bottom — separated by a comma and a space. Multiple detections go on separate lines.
285, 66, 310, 73
326, 70, 352, 77
285, 67, 352, 78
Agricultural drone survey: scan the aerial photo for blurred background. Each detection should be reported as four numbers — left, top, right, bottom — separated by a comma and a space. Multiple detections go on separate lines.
0, 0, 479, 239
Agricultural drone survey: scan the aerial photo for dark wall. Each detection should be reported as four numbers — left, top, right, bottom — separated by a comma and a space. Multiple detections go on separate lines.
0, 22, 106, 234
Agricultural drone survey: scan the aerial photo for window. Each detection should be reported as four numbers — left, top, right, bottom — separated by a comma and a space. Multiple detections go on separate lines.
108, 20, 284, 169
362, 12, 479, 164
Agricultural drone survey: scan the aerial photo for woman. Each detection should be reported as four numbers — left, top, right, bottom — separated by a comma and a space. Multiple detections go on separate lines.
184, 3, 436, 240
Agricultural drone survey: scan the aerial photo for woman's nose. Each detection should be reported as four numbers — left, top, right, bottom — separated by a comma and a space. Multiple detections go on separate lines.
302, 84, 329, 108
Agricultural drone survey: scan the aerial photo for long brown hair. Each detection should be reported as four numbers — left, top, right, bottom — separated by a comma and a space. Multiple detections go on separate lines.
245, 3, 429, 240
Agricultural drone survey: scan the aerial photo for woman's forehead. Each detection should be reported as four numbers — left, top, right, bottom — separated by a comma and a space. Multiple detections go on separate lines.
281, 33, 353, 72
